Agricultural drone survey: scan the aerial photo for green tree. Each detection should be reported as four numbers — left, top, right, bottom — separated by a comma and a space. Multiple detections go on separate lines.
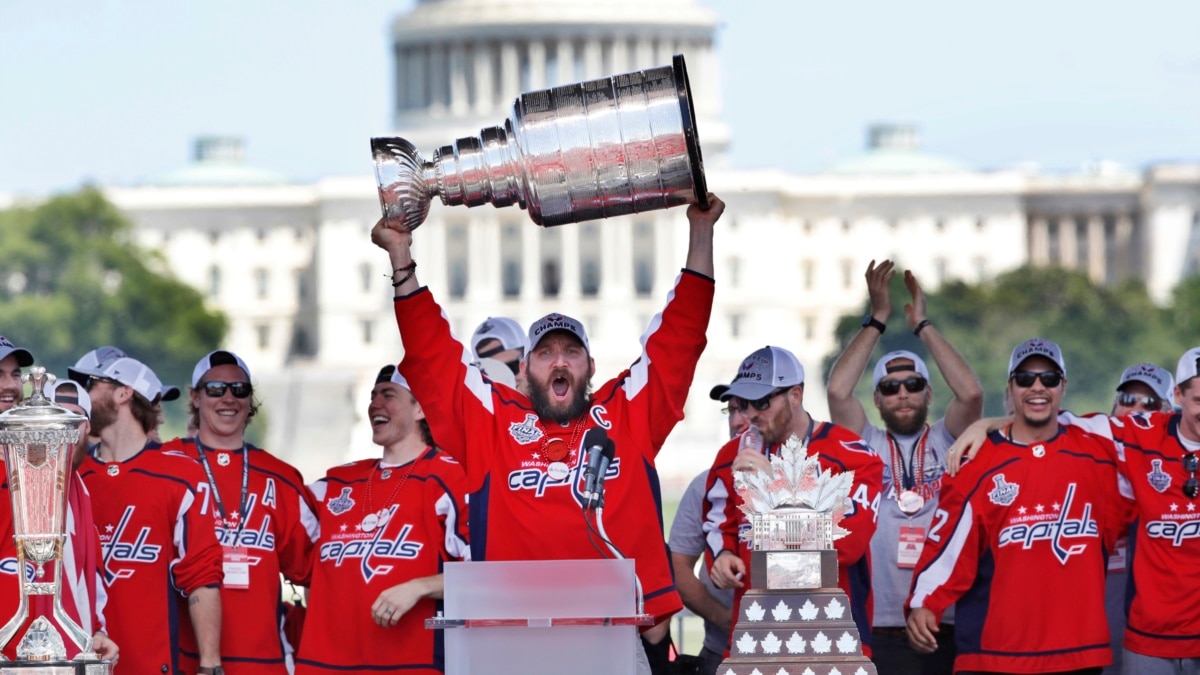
825, 265, 1184, 418
0, 188, 227, 432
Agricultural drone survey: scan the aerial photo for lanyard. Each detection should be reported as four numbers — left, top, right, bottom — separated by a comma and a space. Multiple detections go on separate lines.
195, 440, 250, 547
887, 426, 929, 491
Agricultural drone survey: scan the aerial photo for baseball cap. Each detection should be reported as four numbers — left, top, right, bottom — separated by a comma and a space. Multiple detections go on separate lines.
0, 337, 34, 369
191, 350, 251, 387
161, 385, 182, 402
1008, 338, 1067, 377
527, 313, 591, 354
472, 317, 528, 359
68, 346, 127, 385
872, 350, 932, 388
375, 364, 411, 391
1117, 362, 1174, 401
49, 380, 92, 418
98, 357, 166, 404
719, 346, 805, 402
1174, 347, 1200, 389
476, 357, 517, 388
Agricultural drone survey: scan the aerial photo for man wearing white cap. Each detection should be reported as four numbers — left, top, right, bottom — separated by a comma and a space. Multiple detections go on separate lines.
470, 316, 528, 392
703, 345, 883, 657
0, 336, 34, 412
298, 365, 468, 674
826, 260, 983, 673
371, 194, 725, 671
68, 346, 182, 443
160, 350, 317, 675
907, 338, 1130, 673
79, 356, 225, 675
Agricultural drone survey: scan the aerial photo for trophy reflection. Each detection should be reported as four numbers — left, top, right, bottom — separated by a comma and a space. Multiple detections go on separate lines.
373, 54, 707, 231
0, 368, 110, 674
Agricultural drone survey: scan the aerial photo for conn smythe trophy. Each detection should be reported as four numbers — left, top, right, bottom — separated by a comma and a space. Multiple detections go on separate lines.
372, 54, 707, 231
0, 369, 110, 674
719, 436, 877, 675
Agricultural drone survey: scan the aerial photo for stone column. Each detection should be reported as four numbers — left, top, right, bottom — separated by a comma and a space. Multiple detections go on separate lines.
500, 42, 520, 102
449, 42, 468, 116
473, 42, 494, 114
521, 221, 540, 303
559, 225, 582, 302
1029, 216, 1050, 265
601, 219, 632, 300
468, 216, 501, 304
528, 40, 546, 91
1087, 215, 1106, 283
583, 38, 602, 80
556, 39, 575, 86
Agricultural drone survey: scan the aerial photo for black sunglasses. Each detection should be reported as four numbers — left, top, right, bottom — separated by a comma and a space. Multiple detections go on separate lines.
1116, 393, 1162, 410
85, 375, 121, 391
877, 377, 928, 396
201, 381, 252, 399
727, 388, 788, 414
1184, 452, 1198, 499
1010, 370, 1064, 388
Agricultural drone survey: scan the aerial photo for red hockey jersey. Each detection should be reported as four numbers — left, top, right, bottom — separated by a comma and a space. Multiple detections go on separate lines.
296, 449, 469, 674
161, 437, 318, 674
0, 471, 107, 658
907, 425, 1130, 673
1067, 411, 1200, 659
392, 270, 713, 625
79, 443, 224, 675
703, 422, 883, 651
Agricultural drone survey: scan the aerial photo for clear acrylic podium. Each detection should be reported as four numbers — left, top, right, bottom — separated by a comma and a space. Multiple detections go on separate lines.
429, 559, 653, 675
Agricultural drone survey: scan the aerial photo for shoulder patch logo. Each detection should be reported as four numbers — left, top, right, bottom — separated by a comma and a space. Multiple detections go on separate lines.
509, 414, 544, 445
327, 487, 355, 515
1147, 459, 1172, 493
988, 474, 1020, 506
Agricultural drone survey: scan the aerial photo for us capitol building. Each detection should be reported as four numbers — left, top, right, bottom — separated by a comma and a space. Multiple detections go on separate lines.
92, 0, 1200, 486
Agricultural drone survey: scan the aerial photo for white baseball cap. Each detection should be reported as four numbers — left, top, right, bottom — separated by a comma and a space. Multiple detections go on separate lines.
1117, 362, 1174, 401
471, 317, 528, 359
719, 346, 805, 402
1008, 338, 1067, 377
872, 350, 932, 388
1174, 348, 1200, 390
192, 350, 251, 387
375, 364, 410, 391
50, 379, 92, 418
67, 346, 126, 385
527, 313, 591, 354
98, 357, 166, 404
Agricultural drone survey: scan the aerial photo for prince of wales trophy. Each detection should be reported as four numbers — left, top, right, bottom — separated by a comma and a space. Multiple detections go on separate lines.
0, 368, 109, 674
718, 435, 877, 675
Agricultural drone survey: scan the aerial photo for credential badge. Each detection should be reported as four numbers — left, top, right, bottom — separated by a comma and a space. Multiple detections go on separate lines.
1147, 459, 1172, 493
509, 413, 544, 445
988, 474, 1019, 506
327, 487, 356, 515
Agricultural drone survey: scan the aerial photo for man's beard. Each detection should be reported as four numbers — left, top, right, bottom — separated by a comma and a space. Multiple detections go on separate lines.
90, 396, 118, 434
528, 369, 591, 426
880, 403, 929, 436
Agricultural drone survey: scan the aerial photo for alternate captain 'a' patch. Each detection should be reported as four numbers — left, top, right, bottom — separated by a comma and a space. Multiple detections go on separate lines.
327, 487, 355, 515
1147, 459, 1172, 493
988, 474, 1020, 506
509, 414, 544, 445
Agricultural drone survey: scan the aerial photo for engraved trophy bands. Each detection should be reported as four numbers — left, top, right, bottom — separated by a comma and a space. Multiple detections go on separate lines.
0, 368, 109, 674
372, 54, 708, 230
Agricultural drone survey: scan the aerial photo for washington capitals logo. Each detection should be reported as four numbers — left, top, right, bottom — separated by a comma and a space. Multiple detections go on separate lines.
327, 487, 355, 515
100, 506, 163, 584
988, 474, 1020, 506
509, 414, 544, 445
1131, 412, 1155, 430
318, 506, 423, 582
476, 321, 494, 335
841, 439, 876, 457
998, 483, 1097, 564
1147, 459, 1172, 493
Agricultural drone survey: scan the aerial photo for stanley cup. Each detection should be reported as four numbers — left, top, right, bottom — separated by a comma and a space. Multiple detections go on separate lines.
0, 369, 109, 674
372, 54, 708, 231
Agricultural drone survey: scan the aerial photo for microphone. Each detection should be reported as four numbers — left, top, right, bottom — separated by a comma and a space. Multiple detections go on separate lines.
581, 427, 609, 503
588, 438, 617, 509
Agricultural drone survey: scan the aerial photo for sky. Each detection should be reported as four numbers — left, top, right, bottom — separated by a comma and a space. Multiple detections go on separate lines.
3, 0, 1200, 196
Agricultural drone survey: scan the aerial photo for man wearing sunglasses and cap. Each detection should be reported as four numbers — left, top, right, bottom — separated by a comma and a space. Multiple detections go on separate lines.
470, 316, 528, 392
826, 260, 984, 673
160, 350, 318, 675
78, 355, 225, 675
907, 338, 1131, 674
703, 345, 883, 658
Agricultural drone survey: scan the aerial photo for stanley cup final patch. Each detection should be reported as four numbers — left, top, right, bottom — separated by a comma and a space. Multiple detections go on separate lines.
509, 414, 544, 445
327, 487, 356, 515
988, 474, 1020, 506
1147, 459, 1172, 493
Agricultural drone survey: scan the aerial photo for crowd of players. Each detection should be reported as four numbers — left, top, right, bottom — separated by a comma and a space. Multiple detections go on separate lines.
0, 191, 1196, 675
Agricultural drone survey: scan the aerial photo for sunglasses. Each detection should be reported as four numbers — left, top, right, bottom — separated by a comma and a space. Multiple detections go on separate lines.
201, 381, 252, 399
1009, 370, 1064, 389
727, 388, 788, 414
877, 377, 928, 396
1116, 393, 1162, 410
85, 375, 121, 391
1184, 452, 1198, 499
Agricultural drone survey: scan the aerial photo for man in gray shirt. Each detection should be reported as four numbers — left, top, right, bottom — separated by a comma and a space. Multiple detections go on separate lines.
826, 260, 983, 674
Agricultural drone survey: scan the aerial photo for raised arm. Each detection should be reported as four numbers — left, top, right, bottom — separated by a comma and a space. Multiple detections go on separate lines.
683, 194, 723, 278
827, 260, 894, 434
903, 269, 983, 438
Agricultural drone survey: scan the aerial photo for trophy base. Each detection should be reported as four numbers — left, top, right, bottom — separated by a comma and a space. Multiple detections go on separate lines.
0, 660, 111, 674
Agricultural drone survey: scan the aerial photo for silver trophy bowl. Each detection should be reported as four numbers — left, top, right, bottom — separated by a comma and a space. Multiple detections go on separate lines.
373, 54, 708, 230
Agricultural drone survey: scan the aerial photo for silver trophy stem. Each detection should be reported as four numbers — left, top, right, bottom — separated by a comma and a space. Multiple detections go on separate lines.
373, 54, 706, 231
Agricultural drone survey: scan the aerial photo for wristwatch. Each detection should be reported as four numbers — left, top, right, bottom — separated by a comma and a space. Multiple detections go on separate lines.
198, 667, 225, 675
862, 316, 886, 334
